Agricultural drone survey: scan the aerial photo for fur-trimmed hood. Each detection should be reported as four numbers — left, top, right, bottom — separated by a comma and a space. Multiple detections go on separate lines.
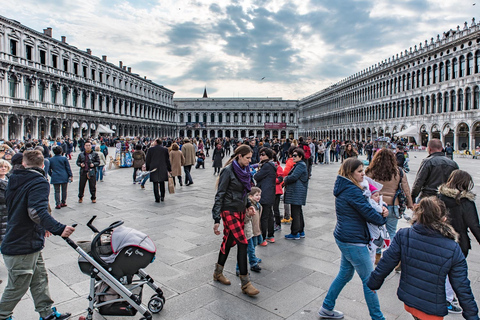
438, 185, 476, 202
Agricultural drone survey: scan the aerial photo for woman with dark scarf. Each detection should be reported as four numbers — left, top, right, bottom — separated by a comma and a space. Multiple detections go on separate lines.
212, 145, 259, 296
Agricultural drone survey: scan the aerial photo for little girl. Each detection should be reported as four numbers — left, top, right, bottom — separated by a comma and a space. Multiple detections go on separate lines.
368, 197, 479, 319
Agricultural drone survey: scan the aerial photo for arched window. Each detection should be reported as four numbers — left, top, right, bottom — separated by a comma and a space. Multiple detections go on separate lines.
62, 86, 68, 105
24, 78, 32, 100
459, 56, 465, 77
90, 93, 95, 109
437, 93, 443, 113
446, 60, 451, 80
179, 113, 184, 122
210, 113, 214, 122
421, 97, 425, 114
51, 85, 57, 103
187, 113, 191, 122
433, 64, 438, 83
195, 113, 199, 123
431, 95, 436, 114
450, 90, 456, 112
38, 81, 45, 102
72, 90, 78, 107
439, 62, 444, 82
406, 73, 411, 90
474, 87, 480, 109
203, 113, 207, 123
444, 92, 449, 112
458, 89, 463, 111
476, 51, 480, 73
467, 53, 474, 75
466, 88, 472, 110
8, 75, 16, 98
257, 113, 262, 122
218, 113, 223, 123
452, 58, 458, 79
411, 72, 416, 89
427, 66, 432, 85
82, 91, 87, 108
422, 68, 426, 86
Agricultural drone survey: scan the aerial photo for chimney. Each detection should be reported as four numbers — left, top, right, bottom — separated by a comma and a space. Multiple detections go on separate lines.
102, 55, 107, 62
86, 48, 92, 55
144, 76, 147, 79
119, 61, 123, 68
127, 67, 131, 73
43, 27, 52, 37
61, 36, 66, 43
123, 66, 127, 71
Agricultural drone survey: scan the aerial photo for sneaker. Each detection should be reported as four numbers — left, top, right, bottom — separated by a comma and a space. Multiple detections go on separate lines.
280, 218, 288, 223
133, 181, 136, 184
60, 203, 67, 207
259, 241, 268, 246
78, 198, 83, 203
92, 199, 96, 203
287, 218, 293, 224
267, 237, 275, 243
318, 306, 344, 319
447, 301, 462, 313
274, 224, 281, 232
40, 307, 71, 320
299, 231, 305, 238
285, 233, 300, 240
55, 205, 61, 209
250, 264, 262, 272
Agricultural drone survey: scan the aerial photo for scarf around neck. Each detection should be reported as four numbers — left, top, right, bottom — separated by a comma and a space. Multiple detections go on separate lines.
232, 159, 252, 197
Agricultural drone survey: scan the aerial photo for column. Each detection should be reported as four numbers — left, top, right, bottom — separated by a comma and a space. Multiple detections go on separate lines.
33, 117, 39, 140
469, 133, 475, 153
454, 131, 459, 150
4, 114, 9, 140
20, 116, 25, 140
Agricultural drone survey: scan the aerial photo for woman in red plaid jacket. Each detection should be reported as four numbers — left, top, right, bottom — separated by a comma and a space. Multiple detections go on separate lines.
212, 145, 259, 296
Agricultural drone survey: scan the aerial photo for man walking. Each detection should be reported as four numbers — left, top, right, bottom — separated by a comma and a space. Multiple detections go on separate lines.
145, 138, 171, 202
411, 139, 459, 201
76, 141, 100, 203
0, 150, 75, 320
182, 138, 195, 186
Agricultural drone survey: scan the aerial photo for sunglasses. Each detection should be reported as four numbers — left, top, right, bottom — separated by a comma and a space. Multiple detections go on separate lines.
260, 153, 266, 156
292, 154, 299, 157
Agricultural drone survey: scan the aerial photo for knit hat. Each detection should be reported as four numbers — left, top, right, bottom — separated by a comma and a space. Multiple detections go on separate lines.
369, 184, 379, 194
11, 152, 23, 166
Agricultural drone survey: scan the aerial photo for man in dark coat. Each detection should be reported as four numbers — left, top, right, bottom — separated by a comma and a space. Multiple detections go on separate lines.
0, 150, 74, 320
145, 138, 171, 202
411, 139, 459, 201
76, 141, 100, 203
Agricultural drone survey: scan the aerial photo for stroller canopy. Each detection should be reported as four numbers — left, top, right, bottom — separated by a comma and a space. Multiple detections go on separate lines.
111, 226, 156, 255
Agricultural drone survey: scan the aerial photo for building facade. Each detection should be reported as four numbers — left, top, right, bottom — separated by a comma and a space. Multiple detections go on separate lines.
174, 97, 298, 139
299, 19, 480, 151
0, 15, 176, 141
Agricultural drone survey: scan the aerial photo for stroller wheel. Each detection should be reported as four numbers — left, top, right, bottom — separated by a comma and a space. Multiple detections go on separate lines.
148, 296, 165, 313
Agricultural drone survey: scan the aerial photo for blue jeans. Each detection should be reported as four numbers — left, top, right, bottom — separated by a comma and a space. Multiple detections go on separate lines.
237, 236, 263, 272
323, 239, 384, 320
141, 173, 150, 186
376, 206, 399, 254
96, 166, 104, 181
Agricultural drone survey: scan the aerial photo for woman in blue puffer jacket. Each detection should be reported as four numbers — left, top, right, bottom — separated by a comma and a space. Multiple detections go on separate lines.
368, 197, 479, 320
318, 158, 388, 320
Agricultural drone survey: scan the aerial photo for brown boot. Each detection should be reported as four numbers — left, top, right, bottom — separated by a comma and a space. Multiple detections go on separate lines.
213, 263, 231, 285
239, 274, 259, 296
375, 253, 381, 265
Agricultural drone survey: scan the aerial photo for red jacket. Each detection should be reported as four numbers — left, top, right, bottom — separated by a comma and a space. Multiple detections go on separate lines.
275, 162, 284, 195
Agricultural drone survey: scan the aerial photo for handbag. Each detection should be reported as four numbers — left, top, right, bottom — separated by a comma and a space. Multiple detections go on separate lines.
168, 175, 175, 194
392, 168, 407, 219
87, 168, 96, 179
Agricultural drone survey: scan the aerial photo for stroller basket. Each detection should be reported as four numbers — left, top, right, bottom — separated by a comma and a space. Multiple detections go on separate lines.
65, 216, 165, 320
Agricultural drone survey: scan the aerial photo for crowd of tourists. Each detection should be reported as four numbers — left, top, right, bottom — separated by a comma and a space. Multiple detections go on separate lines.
0, 134, 479, 319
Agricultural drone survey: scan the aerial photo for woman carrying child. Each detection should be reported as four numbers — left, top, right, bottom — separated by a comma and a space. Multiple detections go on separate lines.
212, 145, 259, 296
368, 197, 479, 320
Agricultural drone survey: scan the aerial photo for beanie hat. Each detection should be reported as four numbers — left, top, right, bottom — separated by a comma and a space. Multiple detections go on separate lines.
11, 152, 23, 166
369, 184, 379, 194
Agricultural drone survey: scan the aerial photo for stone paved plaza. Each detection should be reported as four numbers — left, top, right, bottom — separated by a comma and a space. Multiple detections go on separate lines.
1, 149, 479, 320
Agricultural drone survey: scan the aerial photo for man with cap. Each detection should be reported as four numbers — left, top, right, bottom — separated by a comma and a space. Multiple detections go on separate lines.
181, 138, 196, 186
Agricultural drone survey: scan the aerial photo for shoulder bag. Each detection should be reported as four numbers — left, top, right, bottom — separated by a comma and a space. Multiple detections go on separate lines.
392, 168, 407, 218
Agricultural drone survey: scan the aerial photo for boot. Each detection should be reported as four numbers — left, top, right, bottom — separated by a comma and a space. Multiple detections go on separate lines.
213, 263, 231, 285
375, 253, 381, 265
239, 274, 259, 296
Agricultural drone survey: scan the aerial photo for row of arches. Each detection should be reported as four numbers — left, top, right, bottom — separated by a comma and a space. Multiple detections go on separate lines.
178, 129, 295, 139
178, 112, 296, 124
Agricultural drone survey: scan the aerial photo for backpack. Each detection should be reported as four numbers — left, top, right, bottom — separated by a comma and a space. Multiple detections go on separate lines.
102, 147, 108, 157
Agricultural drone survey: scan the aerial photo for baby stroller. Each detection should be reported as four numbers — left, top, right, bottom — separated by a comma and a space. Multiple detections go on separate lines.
64, 216, 165, 320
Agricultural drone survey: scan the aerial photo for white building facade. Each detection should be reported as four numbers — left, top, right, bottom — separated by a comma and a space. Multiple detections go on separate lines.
299, 19, 480, 151
0, 15, 176, 140
174, 97, 298, 139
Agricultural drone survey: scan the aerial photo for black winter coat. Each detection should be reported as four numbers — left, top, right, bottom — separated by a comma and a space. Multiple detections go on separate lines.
2, 168, 66, 255
438, 185, 480, 257
368, 224, 479, 319
212, 164, 251, 224
76, 151, 100, 174
0, 179, 7, 245
145, 145, 171, 182
254, 161, 277, 205
411, 152, 458, 199
212, 147, 224, 168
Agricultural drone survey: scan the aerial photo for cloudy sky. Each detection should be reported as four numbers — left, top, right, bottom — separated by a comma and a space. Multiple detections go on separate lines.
2, 0, 478, 99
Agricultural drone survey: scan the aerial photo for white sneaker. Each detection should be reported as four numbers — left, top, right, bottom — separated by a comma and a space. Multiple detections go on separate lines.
318, 306, 344, 319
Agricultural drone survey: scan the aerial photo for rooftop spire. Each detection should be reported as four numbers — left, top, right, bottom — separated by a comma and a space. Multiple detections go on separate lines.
203, 87, 208, 98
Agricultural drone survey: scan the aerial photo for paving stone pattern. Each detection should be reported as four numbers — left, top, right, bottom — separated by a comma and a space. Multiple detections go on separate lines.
0, 149, 478, 319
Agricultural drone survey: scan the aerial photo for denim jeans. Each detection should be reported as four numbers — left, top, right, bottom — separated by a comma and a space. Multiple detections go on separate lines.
141, 173, 150, 186
96, 165, 104, 181
376, 206, 399, 254
323, 239, 385, 320
184, 165, 193, 184
236, 236, 262, 272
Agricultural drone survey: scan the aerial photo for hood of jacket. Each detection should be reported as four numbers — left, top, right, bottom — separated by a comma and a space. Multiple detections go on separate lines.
438, 185, 475, 202
8, 168, 46, 192
333, 175, 358, 198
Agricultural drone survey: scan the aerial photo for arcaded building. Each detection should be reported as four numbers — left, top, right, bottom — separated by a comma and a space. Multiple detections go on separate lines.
299, 19, 480, 150
175, 95, 298, 139
0, 15, 176, 140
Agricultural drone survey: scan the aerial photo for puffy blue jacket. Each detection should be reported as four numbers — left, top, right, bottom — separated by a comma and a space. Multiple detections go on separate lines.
333, 175, 386, 244
368, 224, 479, 319
284, 160, 308, 205
254, 161, 276, 205
48, 155, 73, 184
3, 168, 66, 255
